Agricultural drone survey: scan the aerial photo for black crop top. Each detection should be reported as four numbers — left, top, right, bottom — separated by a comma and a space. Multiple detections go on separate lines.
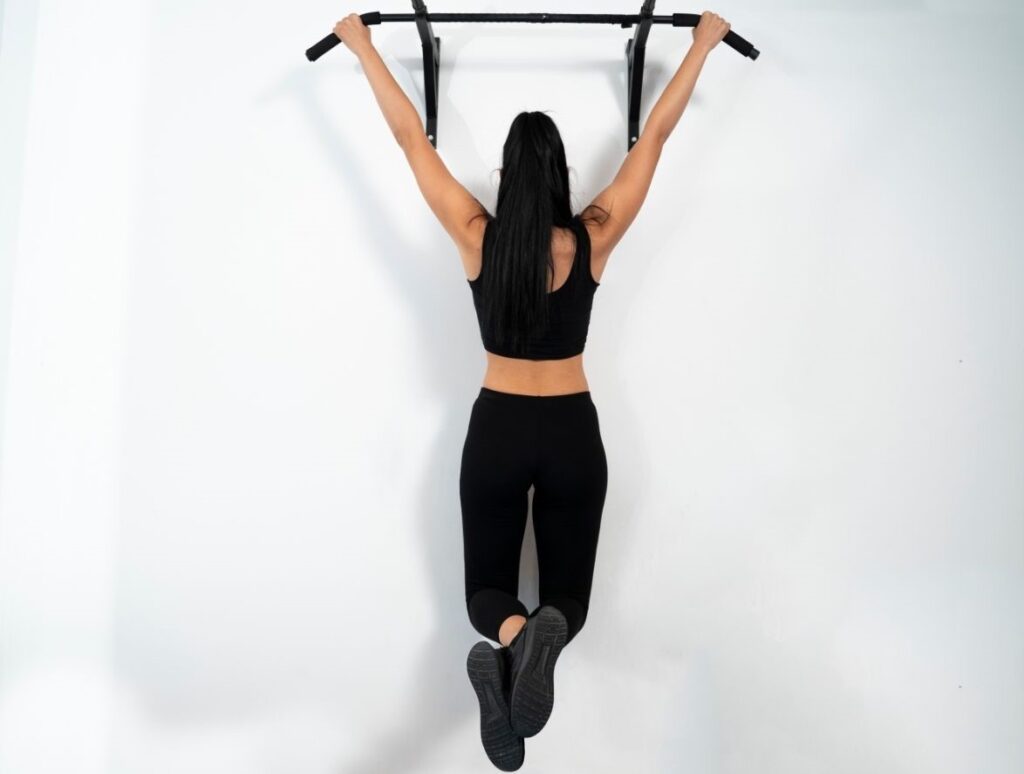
467, 216, 600, 360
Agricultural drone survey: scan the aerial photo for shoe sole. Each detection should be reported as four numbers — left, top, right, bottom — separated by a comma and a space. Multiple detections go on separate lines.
509, 605, 568, 738
466, 641, 524, 771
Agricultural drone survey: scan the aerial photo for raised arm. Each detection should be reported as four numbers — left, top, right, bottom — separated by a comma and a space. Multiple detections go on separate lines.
583, 12, 731, 270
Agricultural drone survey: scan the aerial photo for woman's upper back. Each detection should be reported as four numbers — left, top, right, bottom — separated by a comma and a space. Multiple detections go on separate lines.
467, 215, 602, 361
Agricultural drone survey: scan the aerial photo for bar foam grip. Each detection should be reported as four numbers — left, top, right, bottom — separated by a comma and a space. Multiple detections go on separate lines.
672, 13, 759, 59
306, 12, 382, 61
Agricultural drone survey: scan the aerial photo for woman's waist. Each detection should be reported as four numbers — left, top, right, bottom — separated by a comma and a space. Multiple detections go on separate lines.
481, 352, 589, 396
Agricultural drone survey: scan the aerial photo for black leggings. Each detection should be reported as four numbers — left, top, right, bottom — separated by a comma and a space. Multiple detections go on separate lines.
460, 386, 608, 646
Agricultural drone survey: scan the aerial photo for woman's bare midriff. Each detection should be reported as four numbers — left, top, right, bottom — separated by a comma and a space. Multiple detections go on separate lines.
481, 352, 590, 396
465, 219, 606, 397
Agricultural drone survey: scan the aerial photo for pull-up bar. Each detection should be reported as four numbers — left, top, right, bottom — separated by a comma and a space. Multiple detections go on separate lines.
306, 1, 759, 150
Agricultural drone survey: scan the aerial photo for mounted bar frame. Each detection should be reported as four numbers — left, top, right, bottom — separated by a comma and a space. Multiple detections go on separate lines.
412, 0, 441, 146
307, 1, 760, 150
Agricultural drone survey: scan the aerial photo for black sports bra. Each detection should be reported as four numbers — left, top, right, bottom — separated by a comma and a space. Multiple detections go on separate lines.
467, 215, 600, 360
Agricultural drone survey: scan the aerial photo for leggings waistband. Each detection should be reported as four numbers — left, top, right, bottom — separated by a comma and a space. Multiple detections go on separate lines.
478, 386, 592, 403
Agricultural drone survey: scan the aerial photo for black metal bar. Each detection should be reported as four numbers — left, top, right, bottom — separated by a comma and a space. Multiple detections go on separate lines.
306, 4, 759, 148
412, 1, 441, 147
625, 0, 656, 151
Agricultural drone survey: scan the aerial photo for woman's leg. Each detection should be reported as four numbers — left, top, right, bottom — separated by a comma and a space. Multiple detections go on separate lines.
460, 391, 533, 644
531, 395, 608, 645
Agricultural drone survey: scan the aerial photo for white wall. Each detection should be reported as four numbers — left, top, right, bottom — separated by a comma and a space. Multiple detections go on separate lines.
1, 1, 1021, 772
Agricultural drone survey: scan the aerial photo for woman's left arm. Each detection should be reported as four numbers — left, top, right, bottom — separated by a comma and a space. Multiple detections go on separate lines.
334, 14, 421, 143
334, 14, 487, 258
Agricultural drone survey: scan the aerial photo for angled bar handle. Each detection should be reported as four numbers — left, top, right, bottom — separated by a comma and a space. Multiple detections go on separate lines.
671, 12, 759, 59
306, 12, 382, 62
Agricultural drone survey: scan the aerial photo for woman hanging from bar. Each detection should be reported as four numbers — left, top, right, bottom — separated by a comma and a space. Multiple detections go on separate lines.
333, 10, 731, 770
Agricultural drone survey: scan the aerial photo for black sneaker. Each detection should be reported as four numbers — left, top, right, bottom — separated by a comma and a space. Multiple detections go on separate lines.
466, 640, 525, 771
507, 605, 568, 737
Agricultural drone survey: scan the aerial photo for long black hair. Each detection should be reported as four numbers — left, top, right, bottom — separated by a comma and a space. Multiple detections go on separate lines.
469, 110, 610, 356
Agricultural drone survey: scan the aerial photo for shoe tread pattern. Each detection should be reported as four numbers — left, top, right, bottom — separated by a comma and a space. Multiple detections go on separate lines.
467, 641, 525, 771
509, 606, 568, 738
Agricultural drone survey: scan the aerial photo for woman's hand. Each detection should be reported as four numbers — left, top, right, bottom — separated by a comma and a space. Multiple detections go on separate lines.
334, 13, 373, 57
691, 11, 730, 54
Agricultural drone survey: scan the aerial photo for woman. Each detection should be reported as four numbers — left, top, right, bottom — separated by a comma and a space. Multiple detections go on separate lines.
335, 10, 730, 770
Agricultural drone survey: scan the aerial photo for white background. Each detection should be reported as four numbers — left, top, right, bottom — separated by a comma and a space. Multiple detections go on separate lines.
1, 1, 1022, 772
